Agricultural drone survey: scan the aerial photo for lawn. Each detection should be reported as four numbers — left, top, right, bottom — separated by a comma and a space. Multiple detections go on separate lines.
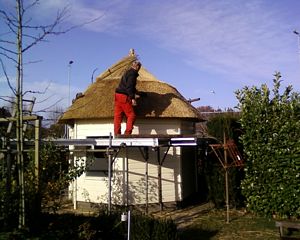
154, 204, 282, 240
177, 209, 280, 240
2, 206, 299, 239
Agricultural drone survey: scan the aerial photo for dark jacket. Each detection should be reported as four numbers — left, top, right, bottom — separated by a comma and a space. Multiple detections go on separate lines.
115, 68, 139, 99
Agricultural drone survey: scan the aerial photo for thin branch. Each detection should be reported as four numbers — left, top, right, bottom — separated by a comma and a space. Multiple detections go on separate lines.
23, 80, 52, 98
0, 38, 15, 45
66, 13, 105, 33
22, 7, 70, 53
2, 3, 104, 56
6, 22, 18, 36
0, 58, 16, 95
22, 32, 46, 41
23, 0, 40, 12
0, 46, 18, 55
23, 59, 42, 65
34, 97, 64, 112
23, 89, 47, 96
36, 94, 56, 104
0, 52, 18, 64
23, 16, 34, 26
0, 10, 18, 32
22, 16, 69, 30
22, 22, 64, 31
0, 9, 12, 22
0, 96, 15, 104
22, 6, 105, 53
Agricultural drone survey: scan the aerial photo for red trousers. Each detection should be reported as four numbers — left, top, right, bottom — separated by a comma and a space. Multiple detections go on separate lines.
114, 93, 136, 135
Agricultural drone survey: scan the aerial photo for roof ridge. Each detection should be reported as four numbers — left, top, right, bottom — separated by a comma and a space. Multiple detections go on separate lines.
96, 55, 137, 81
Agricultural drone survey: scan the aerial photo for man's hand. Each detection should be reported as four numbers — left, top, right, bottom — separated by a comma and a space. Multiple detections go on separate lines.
135, 92, 147, 99
132, 99, 137, 106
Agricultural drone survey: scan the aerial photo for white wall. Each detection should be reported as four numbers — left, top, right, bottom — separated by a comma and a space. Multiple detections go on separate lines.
71, 118, 184, 137
69, 118, 197, 205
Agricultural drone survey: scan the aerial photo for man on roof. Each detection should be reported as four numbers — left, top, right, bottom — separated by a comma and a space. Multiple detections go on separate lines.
114, 60, 142, 136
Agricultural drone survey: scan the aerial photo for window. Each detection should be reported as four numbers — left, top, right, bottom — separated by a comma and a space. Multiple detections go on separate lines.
86, 136, 109, 177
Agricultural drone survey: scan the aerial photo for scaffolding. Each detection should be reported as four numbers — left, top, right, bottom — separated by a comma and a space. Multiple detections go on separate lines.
54, 134, 206, 213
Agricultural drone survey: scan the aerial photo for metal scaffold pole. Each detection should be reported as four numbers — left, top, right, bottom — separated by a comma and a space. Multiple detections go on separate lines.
108, 133, 113, 213
144, 147, 149, 214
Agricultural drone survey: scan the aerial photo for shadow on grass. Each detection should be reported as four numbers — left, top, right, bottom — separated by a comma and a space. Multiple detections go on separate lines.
179, 228, 218, 240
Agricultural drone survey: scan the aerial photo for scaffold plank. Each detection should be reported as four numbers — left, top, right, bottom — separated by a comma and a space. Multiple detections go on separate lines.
52, 136, 199, 147
95, 138, 159, 147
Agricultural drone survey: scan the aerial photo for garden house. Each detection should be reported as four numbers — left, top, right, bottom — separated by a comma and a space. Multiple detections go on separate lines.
59, 50, 204, 210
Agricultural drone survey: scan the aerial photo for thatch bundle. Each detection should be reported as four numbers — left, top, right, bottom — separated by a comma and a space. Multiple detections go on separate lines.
59, 52, 202, 123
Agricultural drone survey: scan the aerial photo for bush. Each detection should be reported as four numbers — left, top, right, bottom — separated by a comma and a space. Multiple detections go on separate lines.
236, 72, 300, 218
1, 210, 177, 240
0, 142, 85, 231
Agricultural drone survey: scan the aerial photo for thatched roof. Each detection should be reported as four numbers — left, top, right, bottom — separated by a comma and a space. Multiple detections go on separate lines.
59, 51, 203, 123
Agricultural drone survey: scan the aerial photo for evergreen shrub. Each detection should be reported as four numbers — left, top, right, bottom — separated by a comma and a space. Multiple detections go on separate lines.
236, 72, 300, 218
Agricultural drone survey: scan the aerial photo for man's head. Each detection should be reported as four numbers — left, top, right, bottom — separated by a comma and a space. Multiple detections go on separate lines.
132, 61, 141, 71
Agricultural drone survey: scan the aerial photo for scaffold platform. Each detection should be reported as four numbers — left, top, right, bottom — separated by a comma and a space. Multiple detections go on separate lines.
53, 134, 202, 147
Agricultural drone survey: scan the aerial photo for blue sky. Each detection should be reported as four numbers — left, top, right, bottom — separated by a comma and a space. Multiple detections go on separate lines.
1, 0, 300, 117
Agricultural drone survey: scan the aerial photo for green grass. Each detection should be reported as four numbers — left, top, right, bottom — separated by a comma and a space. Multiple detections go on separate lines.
178, 209, 280, 240
1, 208, 299, 240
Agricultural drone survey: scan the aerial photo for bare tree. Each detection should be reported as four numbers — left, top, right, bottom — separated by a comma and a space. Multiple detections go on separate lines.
1, 0, 104, 228
1, 0, 73, 229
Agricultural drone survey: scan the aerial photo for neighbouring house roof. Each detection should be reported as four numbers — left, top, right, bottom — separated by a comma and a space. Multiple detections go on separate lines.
59, 50, 203, 124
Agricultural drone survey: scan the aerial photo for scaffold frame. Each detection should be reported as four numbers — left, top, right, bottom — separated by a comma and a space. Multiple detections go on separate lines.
53, 134, 204, 213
